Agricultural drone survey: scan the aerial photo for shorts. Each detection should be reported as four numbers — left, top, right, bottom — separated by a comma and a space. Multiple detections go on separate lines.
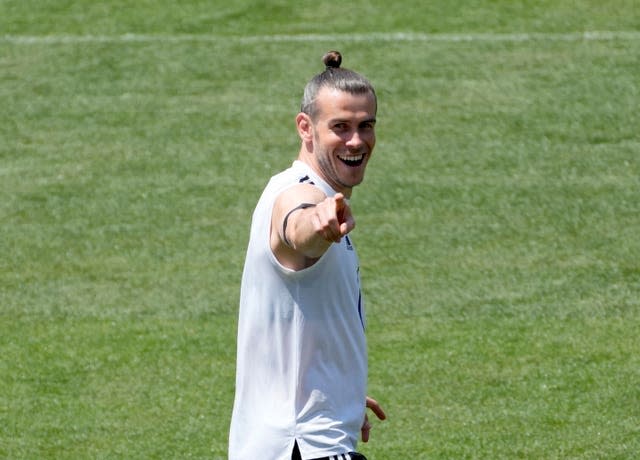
292, 441, 368, 460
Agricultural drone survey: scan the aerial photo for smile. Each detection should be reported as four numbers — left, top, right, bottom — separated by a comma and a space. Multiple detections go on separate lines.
338, 153, 365, 167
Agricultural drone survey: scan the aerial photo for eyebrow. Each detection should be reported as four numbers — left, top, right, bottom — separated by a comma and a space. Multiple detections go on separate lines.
329, 117, 377, 125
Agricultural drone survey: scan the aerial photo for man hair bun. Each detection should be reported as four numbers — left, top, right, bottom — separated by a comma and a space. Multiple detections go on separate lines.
323, 50, 342, 69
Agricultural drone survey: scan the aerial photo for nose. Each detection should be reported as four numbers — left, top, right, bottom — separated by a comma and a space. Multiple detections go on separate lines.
346, 130, 365, 149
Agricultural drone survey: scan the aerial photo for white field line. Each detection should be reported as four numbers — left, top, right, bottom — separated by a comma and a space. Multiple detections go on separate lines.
2, 31, 640, 45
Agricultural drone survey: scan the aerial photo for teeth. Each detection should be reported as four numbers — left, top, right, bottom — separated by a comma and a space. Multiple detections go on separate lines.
338, 154, 364, 161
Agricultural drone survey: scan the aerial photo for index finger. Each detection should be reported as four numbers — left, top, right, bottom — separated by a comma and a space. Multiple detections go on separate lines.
366, 396, 387, 421
333, 193, 346, 211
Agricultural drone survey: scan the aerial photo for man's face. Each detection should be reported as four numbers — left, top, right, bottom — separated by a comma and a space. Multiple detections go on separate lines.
309, 87, 377, 196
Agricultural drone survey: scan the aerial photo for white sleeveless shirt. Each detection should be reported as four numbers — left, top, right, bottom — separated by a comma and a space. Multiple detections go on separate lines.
229, 161, 367, 460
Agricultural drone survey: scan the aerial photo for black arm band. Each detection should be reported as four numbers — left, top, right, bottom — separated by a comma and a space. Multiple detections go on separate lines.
282, 203, 316, 247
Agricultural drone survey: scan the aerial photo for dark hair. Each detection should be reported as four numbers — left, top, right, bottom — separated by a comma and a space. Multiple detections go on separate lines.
300, 50, 376, 119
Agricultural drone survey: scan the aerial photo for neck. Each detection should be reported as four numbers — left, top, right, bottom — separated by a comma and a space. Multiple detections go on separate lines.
296, 147, 353, 198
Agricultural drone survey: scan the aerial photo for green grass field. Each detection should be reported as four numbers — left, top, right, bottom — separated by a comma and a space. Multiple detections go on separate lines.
2, 1, 639, 458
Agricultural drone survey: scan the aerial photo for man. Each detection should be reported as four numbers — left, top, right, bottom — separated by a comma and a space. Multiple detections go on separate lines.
229, 51, 386, 460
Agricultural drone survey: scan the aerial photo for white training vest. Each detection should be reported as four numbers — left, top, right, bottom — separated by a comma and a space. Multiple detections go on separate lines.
229, 161, 367, 460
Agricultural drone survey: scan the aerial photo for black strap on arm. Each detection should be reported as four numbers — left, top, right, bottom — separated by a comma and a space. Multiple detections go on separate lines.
282, 203, 316, 247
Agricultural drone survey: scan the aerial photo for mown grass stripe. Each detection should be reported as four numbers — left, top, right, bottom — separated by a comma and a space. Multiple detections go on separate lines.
3, 30, 640, 45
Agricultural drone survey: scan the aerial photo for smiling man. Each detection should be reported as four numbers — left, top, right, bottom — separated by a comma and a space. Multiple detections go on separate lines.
229, 51, 386, 460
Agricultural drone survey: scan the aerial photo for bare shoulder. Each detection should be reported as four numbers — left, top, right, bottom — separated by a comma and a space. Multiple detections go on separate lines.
273, 183, 326, 217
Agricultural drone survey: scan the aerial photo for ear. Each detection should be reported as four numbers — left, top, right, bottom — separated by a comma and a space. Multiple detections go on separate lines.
296, 112, 314, 143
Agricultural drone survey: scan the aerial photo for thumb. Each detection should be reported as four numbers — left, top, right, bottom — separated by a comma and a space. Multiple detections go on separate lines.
361, 414, 371, 443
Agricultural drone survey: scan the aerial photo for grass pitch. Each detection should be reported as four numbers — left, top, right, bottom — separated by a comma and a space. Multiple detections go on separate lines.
1, 1, 639, 458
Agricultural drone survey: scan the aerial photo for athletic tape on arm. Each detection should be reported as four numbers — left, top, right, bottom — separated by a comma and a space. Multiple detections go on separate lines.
282, 203, 317, 247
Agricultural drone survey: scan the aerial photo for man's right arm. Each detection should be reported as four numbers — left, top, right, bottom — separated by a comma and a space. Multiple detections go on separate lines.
270, 184, 355, 270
